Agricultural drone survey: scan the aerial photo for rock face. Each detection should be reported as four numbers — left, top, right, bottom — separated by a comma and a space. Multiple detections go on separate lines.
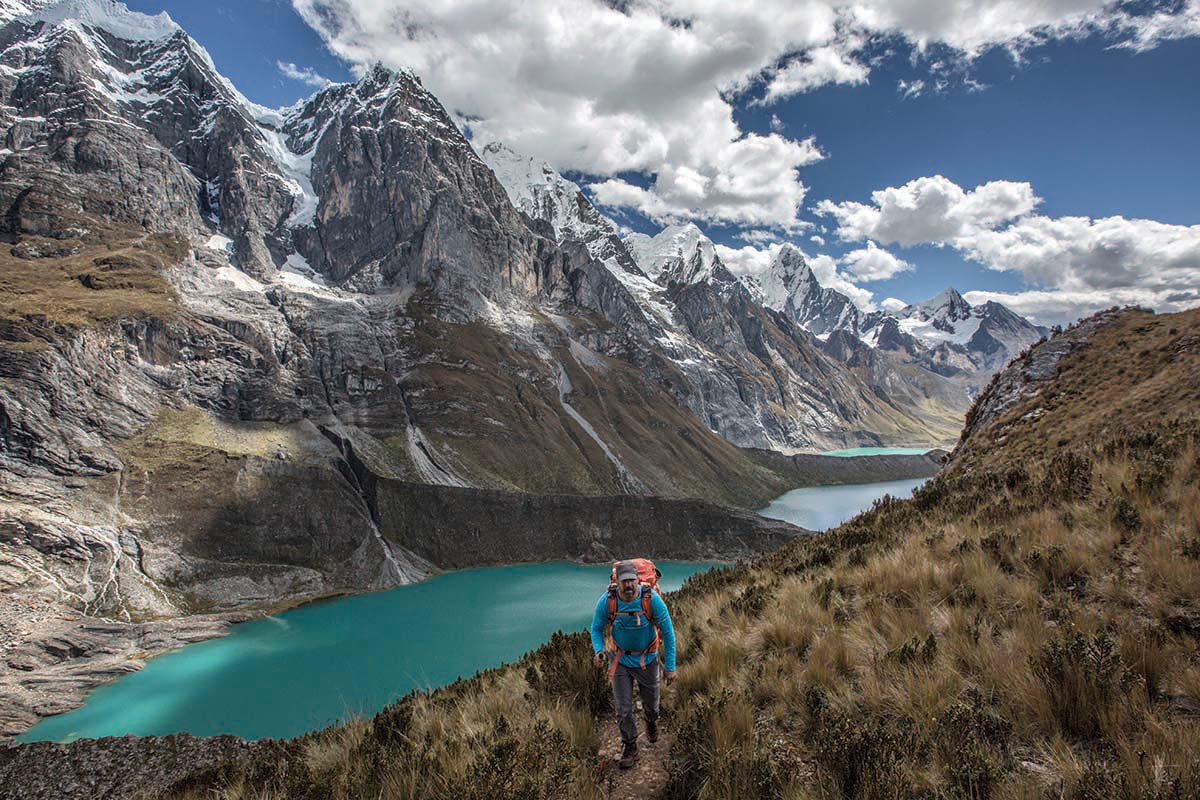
755, 244, 866, 339
0, 730, 264, 800
953, 308, 1128, 454
482, 152, 965, 451
376, 483, 804, 568
478, 141, 642, 279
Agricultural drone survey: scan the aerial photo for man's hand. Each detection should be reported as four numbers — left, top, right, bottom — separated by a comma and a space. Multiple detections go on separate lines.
593, 651, 607, 669
664, 670, 676, 685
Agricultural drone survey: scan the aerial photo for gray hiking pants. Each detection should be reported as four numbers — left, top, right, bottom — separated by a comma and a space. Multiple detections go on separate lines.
612, 660, 660, 744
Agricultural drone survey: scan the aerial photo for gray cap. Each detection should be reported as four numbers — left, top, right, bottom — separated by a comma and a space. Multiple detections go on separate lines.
615, 560, 639, 581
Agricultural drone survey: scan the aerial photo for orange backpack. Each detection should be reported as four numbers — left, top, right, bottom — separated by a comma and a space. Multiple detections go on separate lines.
604, 558, 663, 677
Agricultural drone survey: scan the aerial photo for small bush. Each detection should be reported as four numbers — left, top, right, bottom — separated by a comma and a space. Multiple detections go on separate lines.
1113, 496, 1141, 532
804, 687, 921, 798
934, 698, 1011, 799
886, 634, 938, 666
1031, 629, 1138, 739
663, 689, 782, 800
523, 631, 610, 716
728, 581, 772, 617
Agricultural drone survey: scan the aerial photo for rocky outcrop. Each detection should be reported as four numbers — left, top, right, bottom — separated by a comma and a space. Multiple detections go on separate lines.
953, 308, 1128, 456
291, 69, 566, 305
0, 730, 265, 800
0, 613, 250, 740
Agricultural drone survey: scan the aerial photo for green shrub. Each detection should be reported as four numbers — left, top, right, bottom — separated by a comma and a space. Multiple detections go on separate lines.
523, 631, 609, 716
934, 697, 1011, 799
1031, 629, 1138, 739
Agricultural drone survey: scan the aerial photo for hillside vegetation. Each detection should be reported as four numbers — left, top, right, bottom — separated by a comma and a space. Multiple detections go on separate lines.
160, 307, 1200, 799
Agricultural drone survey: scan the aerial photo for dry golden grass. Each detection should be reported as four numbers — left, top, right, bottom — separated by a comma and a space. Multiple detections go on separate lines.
0, 231, 184, 341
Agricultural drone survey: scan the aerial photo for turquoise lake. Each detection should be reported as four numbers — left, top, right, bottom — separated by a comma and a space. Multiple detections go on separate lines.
758, 477, 928, 531
20, 454, 931, 743
19, 562, 718, 743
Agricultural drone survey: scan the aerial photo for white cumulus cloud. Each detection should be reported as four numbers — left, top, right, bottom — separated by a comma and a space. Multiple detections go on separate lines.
289, 0, 1200, 232
589, 135, 824, 228
840, 241, 914, 281
964, 287, 1200, 326
820, 174, 1200, 323
816, 174, 1040, 246
959, 214, 1200, 293
761, 39, 869, 101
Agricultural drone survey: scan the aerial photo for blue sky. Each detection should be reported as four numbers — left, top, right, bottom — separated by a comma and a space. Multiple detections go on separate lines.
127, 0, 1199, 324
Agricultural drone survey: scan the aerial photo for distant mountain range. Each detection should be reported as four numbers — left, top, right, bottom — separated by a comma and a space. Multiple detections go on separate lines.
481, 143, 1046, 409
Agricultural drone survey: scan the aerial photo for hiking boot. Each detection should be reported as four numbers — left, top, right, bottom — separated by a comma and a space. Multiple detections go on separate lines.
646, 719, 659, 743
619, 741, 639, 769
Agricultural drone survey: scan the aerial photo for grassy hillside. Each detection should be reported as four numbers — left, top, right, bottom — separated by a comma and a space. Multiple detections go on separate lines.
156, 307, 1199, 799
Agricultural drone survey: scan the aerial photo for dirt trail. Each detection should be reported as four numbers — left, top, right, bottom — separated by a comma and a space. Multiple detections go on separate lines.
594, 702, 672, 799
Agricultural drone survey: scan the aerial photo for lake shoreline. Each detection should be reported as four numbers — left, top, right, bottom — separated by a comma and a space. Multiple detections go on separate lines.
1, 450, 944, 746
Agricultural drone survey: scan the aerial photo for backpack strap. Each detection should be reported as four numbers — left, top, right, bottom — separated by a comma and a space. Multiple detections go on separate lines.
606, 584, 662, 677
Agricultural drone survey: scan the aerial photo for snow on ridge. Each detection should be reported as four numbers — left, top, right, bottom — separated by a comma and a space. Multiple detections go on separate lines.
757, 243, 814, 312
903, 287, 972, 323
23, 0, 179, 42
623, 222, 717, 282
897, 312, 983, 347
478, 141, 618, 245
0, 0, 47, 24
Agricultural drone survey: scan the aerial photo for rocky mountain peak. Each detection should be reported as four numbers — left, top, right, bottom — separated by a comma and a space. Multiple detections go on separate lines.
477, 140, 619, 247
623, 222, 717, 283
905, 287, 973, 324
756, 243, 818, 312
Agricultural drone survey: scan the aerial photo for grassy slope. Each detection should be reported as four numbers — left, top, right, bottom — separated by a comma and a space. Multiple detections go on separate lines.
0, 231, 185, 341
161, 307, 1200, 799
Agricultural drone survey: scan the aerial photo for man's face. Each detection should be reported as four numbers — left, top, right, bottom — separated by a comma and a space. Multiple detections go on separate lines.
619, 577, 638, 600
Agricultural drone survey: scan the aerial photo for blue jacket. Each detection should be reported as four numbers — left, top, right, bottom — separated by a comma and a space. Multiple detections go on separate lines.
589, 588, 676, 672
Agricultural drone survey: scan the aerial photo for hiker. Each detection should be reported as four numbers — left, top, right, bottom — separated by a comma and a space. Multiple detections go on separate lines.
590, 558, 676, 770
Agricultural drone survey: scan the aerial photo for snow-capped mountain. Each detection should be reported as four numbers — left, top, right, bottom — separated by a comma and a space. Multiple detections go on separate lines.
479, 144, 964, 451
753, 244, 1044, 384
754, 244, 869, 339
622, 223, 720, 284
478, 141, 614, 248
5, 0, 838, 662
477, 141, 643, 278
889, 289, 1046, 369
0, 1, 960, 509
